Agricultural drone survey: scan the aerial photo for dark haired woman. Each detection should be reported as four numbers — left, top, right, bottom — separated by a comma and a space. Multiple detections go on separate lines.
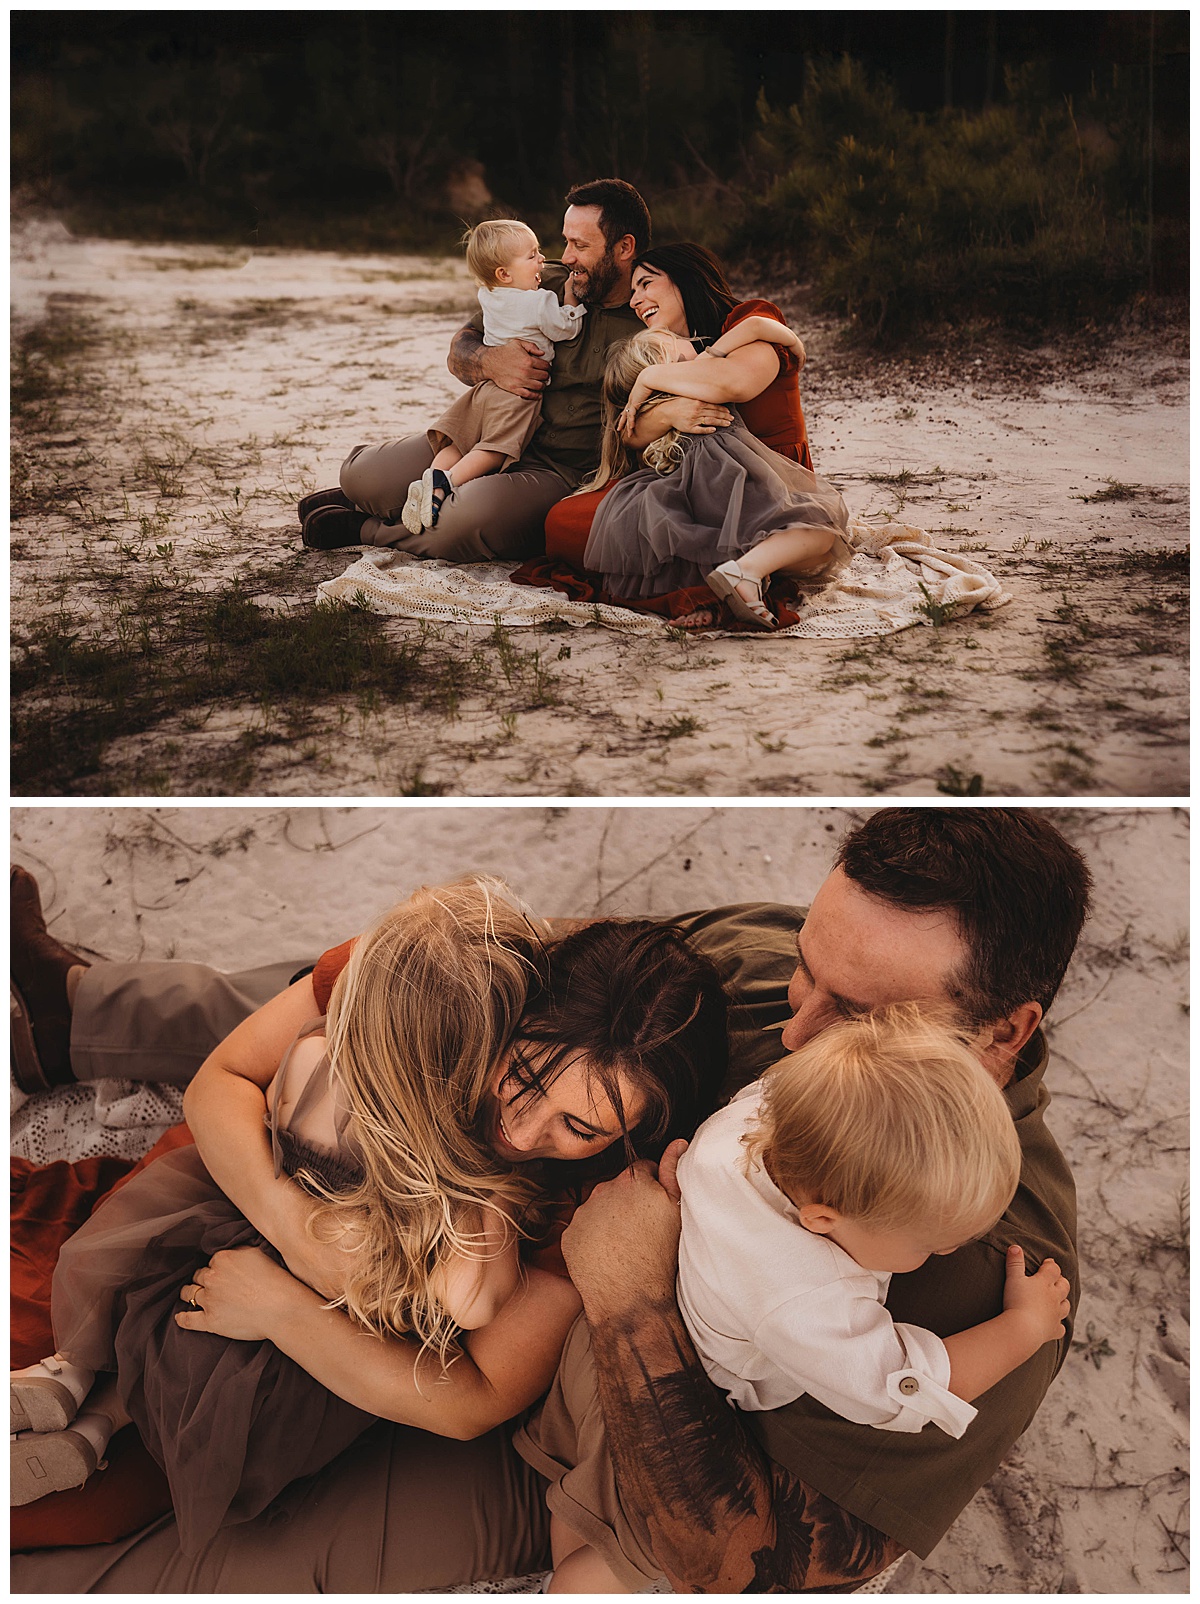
514, 242, 823, 628
630, 242, 813, 469
11, 882, 726, 1554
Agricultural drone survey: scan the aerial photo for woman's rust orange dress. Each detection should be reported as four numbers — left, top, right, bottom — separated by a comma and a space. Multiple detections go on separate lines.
511, 299, 814, 625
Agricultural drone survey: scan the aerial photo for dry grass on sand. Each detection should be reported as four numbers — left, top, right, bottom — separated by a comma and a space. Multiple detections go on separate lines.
10, 223, 1188, 797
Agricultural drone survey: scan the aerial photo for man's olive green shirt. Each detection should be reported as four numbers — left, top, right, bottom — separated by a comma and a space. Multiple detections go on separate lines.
465, 262, 642, 487
672, 902, 1080, 1561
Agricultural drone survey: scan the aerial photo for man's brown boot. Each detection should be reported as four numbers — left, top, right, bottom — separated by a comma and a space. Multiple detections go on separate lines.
297, 486, 354, 524
11, 866, 88, 1093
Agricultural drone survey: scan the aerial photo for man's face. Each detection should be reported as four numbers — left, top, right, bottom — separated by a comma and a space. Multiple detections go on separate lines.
561, 204, 625, 307
781, 867, 968, 1053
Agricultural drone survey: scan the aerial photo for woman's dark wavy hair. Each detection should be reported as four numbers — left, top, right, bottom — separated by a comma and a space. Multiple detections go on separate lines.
836, 808, 1093, 1024
633, 242, 738, 342
499, 918, 729, 1187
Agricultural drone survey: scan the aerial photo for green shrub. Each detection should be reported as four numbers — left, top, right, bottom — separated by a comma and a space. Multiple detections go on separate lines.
739, 58, 1143, 340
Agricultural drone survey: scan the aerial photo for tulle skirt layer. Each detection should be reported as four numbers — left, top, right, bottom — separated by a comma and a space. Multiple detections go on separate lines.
581, 422, 850, 600
52, 1144, 375, 1555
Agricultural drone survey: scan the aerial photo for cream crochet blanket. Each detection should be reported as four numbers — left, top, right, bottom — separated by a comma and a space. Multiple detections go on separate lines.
315, 520, 1011, 640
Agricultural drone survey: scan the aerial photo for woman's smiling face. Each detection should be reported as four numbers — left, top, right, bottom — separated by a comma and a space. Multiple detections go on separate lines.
486, 1045, 646, 1163
630, 265, 689, 337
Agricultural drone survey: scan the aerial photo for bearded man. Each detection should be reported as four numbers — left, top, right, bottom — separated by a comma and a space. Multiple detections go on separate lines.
298, 178, 728, 561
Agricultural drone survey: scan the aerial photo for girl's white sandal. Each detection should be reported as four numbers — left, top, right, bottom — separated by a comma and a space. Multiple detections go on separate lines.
11, 1426, 105, 1506
705, 559, 776, 629
10, 1357, 90, 1435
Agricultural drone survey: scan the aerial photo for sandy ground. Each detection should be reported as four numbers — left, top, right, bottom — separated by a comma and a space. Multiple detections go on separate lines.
9, 804, 1189, 1593
10, 223, 1189, 798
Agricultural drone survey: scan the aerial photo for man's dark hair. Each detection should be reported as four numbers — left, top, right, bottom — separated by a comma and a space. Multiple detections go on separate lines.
564, 178, 652, 256
836, 808, 1093, 1023
633, 242, 738, 341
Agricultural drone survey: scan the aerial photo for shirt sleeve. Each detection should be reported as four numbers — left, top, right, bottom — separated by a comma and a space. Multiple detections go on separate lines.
311, 938, 355, 1013
720, 299, 795, 378
752, 1280, 978, 1439
535, 290, 587, 342
723, 297, 787, 331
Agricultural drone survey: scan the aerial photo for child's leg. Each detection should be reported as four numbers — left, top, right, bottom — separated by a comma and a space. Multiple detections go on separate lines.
407, 446, 506, 534
435, 445, 505, 488
548, 1512, 631, 1592
430, 444, 464, 476
10, 1375, 130, 1506
736, 523, 837, 582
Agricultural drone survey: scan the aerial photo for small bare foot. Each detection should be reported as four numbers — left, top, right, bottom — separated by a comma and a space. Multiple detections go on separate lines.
674, 606, 717, 630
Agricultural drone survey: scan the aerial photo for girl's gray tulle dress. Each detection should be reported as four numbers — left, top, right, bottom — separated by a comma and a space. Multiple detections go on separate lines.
581, 419, 852, 600
50, 1025, 376, 1556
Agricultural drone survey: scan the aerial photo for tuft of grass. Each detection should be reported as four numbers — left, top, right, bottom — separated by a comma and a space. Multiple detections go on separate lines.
916, 584, 956, 627
13, 588, 472, 793
642, 713, 703, 741
1118, 548, 1188, 577
936, 765, 985, 796
1070, 1321, 1116, 1370
1076, 479, 1175, 505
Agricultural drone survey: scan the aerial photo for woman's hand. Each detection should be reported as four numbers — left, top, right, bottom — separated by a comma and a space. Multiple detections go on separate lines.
176, 1247, 321, 1343
617, 372, 663, 440
623, 398, 733, 450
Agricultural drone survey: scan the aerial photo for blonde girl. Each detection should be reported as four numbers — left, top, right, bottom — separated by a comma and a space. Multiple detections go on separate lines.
577, 329, 852, 629
11, 880, 727, 1554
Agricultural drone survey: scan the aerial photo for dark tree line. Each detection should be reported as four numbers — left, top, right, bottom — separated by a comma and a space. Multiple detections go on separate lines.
11, 11, 1188, 332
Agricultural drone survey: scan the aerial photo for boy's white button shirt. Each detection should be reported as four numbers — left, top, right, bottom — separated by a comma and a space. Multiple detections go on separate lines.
676, 1082, 978, 1438
478, 286, 587, 362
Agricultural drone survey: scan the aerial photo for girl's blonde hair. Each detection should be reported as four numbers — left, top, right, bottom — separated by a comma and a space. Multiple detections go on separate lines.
578, 328, 689, 493
309, 877, 549, 1367
462, 218, 537, 287
745, 1002, 1021, 1242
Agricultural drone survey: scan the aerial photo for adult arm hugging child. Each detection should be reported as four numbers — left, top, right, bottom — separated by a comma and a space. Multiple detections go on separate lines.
549, 1003, 1071, 1592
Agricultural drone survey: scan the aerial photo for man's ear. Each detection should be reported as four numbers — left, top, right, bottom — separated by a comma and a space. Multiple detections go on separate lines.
974, 1001, 1043, 1087
613, 233, 637, 265
797, 1202, 841, 1236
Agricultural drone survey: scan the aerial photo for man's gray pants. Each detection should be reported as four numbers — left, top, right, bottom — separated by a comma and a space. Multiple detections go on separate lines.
69, 961, 307, 1086
340, 436, 567, 561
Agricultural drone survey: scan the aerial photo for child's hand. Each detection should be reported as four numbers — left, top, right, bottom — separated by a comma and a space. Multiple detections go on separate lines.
617, 378, 652, 439
1002, 1244, 1070, 1346
563, 277, 579, 308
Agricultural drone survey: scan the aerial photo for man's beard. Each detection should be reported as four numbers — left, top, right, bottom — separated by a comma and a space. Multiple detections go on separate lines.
573, 246, 621, 308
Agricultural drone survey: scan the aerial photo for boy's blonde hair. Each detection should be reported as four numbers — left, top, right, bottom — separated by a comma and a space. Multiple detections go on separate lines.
463, 218, 537, 287
307, 876, 549, 1369
578, 328, 688, 493
745, 1002, 1021, 1242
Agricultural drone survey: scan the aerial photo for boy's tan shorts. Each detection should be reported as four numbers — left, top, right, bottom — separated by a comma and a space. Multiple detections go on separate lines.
512, 1312, 665, 1590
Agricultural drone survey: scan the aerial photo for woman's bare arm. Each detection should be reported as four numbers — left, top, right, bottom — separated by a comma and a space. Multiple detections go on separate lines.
178, 1247, 581, 1440
429, 1204, 522, 1331
181, 978, 353, 1298
623, 397, 735, 451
